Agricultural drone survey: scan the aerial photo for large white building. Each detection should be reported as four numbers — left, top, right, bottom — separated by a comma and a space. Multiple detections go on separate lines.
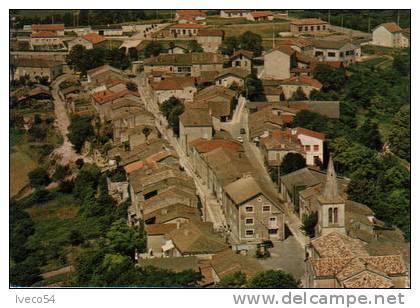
372, 22, 410, 48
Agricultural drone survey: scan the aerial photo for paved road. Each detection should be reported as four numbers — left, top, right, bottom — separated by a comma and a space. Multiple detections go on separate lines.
51, 73, 82, 165
138, 76, 227, 231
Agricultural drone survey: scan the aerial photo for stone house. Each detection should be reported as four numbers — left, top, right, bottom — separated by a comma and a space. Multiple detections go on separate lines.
290, 18, 330, 34
11, 58, 63, 81
246, 11, 274, 22
220, 10, 251, 18
143, 52, 225, 78
163, 222, 227, 258
91, 25, 123, 36
248, 106, 285, 141
275, 76, 323, 99
305, 232, 408, 288
67, 33, 106, 50
372, 22, 410, 48
262, 46, 295, 80
230, 49, 253, 73
196, 29, 224, 53
91, 89, 140, 122
143, 203, 201, 225
286, 127, 325, 166
167, 45, 188, 54
179, 108, 214, 153
169, 24, 209, 38
311, 39, 361, 67
223, 175, 285, 247
87, 64, 125, 86
145, 223, 178, 257
29, 31, 65, 51
214, 67, 248, 88
175, 10, 207, 23
151, 76, 197, 104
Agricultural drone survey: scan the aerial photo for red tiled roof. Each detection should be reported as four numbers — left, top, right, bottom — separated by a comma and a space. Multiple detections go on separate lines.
223, 10, 247, 13
280, 76, 322, 89
83, 33, 106, 45
251, 11, 273, 18
152, 76, 195, 91
32, 23, 64, 31
170, 23, 209, 29
189, 138, 244, 153
281, 114, 294, 124
30, 31, 57, 38
93, 89, 139, 105
145, 223, 178, 235
290, 18, 328, 26
299, 75, 323, 88
379, 22, 403, 33
290, 127, 325, 141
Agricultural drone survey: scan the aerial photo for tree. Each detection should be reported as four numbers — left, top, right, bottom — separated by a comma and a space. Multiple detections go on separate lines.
243, 73, 264, 101
69, 229, 84, 246
68, 116, 94, 153
187, 40, 203, 53
10, 257, 42, 287
143, 41, 164, 58
279, 153, 306, 175
106, 218, 146, 258
388, 105, 410, 161
159, 96, 185, 135
393, 51, 410, 76
301, 212, 318, 237
357, 119, 382, 151
105, 48, 130, 70
28, 167, 50, 187
128, 47, 138, 61
219, 36, 239, 56
290, 87, 307, 101
247, 270, 300, 288
313, 64, 345, 92
52, 164, 70, 182
239, 31, 263, 56
216, 271, 247, 288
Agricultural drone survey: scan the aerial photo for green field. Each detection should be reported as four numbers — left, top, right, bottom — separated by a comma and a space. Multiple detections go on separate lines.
218, 22, 289, 38
10, 146, 39, 198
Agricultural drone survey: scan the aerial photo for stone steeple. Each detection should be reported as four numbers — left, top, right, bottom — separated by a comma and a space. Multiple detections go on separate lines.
319, 157, 344, 204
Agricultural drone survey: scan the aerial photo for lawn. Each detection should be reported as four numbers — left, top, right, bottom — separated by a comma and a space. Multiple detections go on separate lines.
218, 22, 289, 38
10, 145, 39, 198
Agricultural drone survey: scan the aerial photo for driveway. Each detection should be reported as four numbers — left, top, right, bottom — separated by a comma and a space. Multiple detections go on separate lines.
257, 235, 306, 281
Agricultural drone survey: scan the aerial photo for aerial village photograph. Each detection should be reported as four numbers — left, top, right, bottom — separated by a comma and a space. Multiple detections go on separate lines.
9, 8, 410, 290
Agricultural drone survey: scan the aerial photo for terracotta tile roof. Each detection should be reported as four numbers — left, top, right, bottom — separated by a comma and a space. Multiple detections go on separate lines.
124, 150, 178, 174
82, 33, 106, 45
211, 249, 264, 279
289, 127, 325, 141
189, 138, 243, 154
216, 67, 249, 80
144, 52, 225, 66
224, 176, 262, 205
311, 232, 369, 259
152, 76, 195, 91
379, 22, 403, 33
92, 89, 139, 105
281, 114, 294, 124
342, 271, 393, 288
144, 204, 200, 224
32, 23, 64, 31
279, 38, 313, 48
231, 49, 254, 60
310, 257, 351, 278
180, 109, 213, 126
251, 11, 273, 18
279, 76, 322, 89
145, 223, 177, 235
170, 23, 209, 29
30, 31, 57, 38
168, 222, 227, 254
260, 129, 303, 152
268, 45, 296, 56
142, 186, 197, 210
290, 18, 328, 26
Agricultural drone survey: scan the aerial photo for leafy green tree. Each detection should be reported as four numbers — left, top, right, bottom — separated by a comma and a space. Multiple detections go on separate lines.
216, 271, 247, 288
69, 229, 84, 246
106, 218, 146, 258
301, 212, 318, 238
388, 105, 410, 161
10, 257, 42, 287
243, 74, 264, 101
239, 31, 263, 56
247, 270, 300, 288
313, 64, 345, 92
143, 41, 165, 58
393, 51, 410, 76
28, 167, 50, 187
279, 153, 306, 175
219, 36, 239, 56
52, 164, 70, 182
159, 96, 185, 135
290, 87, 307, 101
187, 40, 203, 52
68, 116, 94, 153
105, 48, 130, 70
357, 119, 382, 151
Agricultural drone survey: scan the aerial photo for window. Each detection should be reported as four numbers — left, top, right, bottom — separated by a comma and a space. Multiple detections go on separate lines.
269, 217, 277, 222
304, 26, 308, 31
245, 206, 254, 213
339, 52, 344, 57
257, 197, 263, 202
262, 205, 271, 212
315, 51, 324, 57
245, 218, 254, 225
334, 207, 338, 224
317, 25, 321, 30
245, 229, 254, 237
327, 52, 336, 57
298, 27, 302, 32
269, 229, 277, 234
328, 208, 333, 224
314, 145, 319, 151
322, 25, 326, 30
310, 26, 314, 31
305, 145, 311, 152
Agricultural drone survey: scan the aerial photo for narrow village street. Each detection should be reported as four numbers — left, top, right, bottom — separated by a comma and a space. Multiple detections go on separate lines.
137, 75, 227, 231
50, 73, 82, 165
